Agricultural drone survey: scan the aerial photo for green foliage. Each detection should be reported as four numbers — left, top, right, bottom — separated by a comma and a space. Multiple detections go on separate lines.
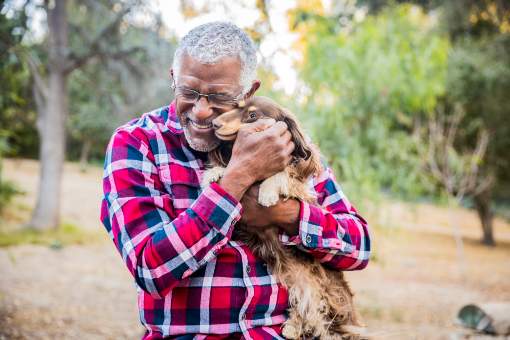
65, 2, 176, 163
1, 1, 176, 163
292, 4, 449, 202
445, 35, 510, 200
440, 0, 510, 39
0, 6, 38, 158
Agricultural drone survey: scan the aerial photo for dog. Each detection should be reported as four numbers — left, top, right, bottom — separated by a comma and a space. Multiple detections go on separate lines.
201, 96, 366, 339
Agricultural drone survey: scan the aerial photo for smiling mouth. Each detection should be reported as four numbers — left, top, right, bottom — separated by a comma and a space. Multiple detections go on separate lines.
188, 119, 213, 130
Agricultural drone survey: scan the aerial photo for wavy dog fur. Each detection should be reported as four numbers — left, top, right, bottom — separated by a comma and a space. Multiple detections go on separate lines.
201, 96, 366, 339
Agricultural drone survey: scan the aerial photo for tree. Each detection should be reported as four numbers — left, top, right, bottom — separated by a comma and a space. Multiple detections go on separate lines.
10, 0, 154, 229
422, 107, 491, 273
441, 0, 510, 245
0, 1, 38, 158
288, 0, 510, 245
66, 16, 175, 166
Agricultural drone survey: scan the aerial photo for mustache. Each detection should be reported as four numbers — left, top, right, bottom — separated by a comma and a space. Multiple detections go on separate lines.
180, 112, 215, 125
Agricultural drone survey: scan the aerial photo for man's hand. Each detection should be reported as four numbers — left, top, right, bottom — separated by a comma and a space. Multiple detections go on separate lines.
240, 185, 301, 236
219, 119, 294, 201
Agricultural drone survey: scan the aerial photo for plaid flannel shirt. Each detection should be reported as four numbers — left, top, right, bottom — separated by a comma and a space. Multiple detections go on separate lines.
100, 101, 371, 340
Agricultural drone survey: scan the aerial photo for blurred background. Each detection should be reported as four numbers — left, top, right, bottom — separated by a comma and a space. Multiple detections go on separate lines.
1, 0, 509, 339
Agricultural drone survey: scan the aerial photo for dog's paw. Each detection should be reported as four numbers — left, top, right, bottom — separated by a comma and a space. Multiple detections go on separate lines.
258, 175, 285, 207
282, 323, 300, 340
258, 188, 280, 207
201, 167, 225, 188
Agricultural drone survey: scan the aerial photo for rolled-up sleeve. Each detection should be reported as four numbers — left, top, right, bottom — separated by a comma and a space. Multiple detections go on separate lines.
280, 165, 371, 270
100, 128, 242, 298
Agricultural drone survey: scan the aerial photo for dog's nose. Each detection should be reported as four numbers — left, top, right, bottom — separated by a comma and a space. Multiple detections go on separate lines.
212, 120, 222, 130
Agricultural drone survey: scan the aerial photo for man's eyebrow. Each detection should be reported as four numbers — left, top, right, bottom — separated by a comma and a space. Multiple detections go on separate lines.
177, 85, 194, 90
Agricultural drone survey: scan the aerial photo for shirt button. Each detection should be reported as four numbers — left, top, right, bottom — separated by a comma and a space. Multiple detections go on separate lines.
240, 314, 245, 321
306, 235, 312, 244
246, 265, 251, 274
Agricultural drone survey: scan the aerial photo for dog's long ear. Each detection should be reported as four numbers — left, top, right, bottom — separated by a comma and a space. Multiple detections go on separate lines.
209, 143, 233, 167
297, 142, 322, 180
282, 111, 312, 161
281, 108, 322, 180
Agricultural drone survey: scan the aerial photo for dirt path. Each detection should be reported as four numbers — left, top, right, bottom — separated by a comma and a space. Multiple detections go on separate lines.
1, 159, 509, 339
0, 243, 142, 340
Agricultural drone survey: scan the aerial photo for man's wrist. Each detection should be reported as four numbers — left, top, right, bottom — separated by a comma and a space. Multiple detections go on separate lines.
272, 198, 301, 236
218, 167, 255, 201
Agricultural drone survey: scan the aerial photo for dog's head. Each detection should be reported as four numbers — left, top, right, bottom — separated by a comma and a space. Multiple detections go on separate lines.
210, 96, 321, 179
212, 96, 312, 162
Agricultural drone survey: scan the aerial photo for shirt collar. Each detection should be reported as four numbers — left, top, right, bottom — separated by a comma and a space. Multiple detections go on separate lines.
167, 100, 183, 135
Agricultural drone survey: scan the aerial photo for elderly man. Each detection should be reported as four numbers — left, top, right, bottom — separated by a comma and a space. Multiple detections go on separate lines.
101, 22, 370, 339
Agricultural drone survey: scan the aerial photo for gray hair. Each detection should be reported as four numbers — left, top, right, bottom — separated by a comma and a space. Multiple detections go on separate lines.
172, 21, 258, 93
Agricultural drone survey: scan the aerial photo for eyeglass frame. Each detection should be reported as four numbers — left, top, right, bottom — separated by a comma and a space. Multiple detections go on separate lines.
171, 78, 245, 108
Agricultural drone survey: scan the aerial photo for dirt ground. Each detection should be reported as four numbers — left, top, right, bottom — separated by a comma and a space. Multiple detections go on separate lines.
1, 159, 509, 339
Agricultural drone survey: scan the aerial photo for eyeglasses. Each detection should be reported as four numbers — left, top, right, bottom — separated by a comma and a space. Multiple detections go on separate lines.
171, 80, 243, 108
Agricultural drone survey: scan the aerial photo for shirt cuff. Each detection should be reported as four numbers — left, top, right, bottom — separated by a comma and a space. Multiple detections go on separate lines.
280, 201, 353, 253
190, 182, 243, 239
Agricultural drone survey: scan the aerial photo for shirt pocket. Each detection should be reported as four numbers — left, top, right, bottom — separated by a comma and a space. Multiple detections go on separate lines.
159, 163, 202, 211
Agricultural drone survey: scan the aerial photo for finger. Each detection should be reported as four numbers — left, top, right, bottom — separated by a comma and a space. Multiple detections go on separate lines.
243, 118, 276, 133
264, 121, 288, 137
284, 140, 295, 158
281, 130, 292, 144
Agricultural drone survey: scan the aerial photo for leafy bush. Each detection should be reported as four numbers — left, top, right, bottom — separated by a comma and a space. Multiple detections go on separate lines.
289, 4, 449, 203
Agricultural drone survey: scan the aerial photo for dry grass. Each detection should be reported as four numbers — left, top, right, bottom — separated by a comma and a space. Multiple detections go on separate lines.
1, 158, 509, 339
1, 158, 104, 230
350, 201, 510, 339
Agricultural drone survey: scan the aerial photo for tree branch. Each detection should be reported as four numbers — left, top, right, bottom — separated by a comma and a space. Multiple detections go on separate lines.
424, 108, 493, 202
63, 4, 132, 73
99, 46, 144, 61
17, 48, 49, 101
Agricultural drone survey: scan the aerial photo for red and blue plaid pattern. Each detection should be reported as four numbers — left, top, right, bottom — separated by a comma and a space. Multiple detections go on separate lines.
100, 102, 371, 339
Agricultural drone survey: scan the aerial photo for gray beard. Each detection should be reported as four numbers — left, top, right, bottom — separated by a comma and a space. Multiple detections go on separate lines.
182, 124, 221, 152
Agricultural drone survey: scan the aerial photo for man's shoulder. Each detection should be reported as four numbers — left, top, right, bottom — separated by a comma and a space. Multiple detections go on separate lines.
111, 102, 182, 141
106, 102, 184, 156
116, 102, 180, 135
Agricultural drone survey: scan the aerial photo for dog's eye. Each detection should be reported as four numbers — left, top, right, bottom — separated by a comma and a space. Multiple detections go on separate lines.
249, 111, 257, 120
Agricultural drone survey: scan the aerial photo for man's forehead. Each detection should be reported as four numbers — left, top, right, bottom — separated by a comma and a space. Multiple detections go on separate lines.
178, 74, 237, 89
177, 53, 242, 87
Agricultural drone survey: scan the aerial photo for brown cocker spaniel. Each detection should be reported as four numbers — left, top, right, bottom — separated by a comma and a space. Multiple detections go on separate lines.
201, 96, 366, 339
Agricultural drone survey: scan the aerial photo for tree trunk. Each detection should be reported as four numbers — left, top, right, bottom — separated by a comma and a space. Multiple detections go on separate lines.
79, 139, 92, 169
28, 0, 68, 230
474, 189, 495, 246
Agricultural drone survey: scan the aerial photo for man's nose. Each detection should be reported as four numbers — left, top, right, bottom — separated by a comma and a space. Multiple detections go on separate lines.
192, 97, 213, 120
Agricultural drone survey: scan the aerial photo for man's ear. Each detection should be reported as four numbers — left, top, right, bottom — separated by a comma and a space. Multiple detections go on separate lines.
170, 69, 175, 85
244, 80, 261, 99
